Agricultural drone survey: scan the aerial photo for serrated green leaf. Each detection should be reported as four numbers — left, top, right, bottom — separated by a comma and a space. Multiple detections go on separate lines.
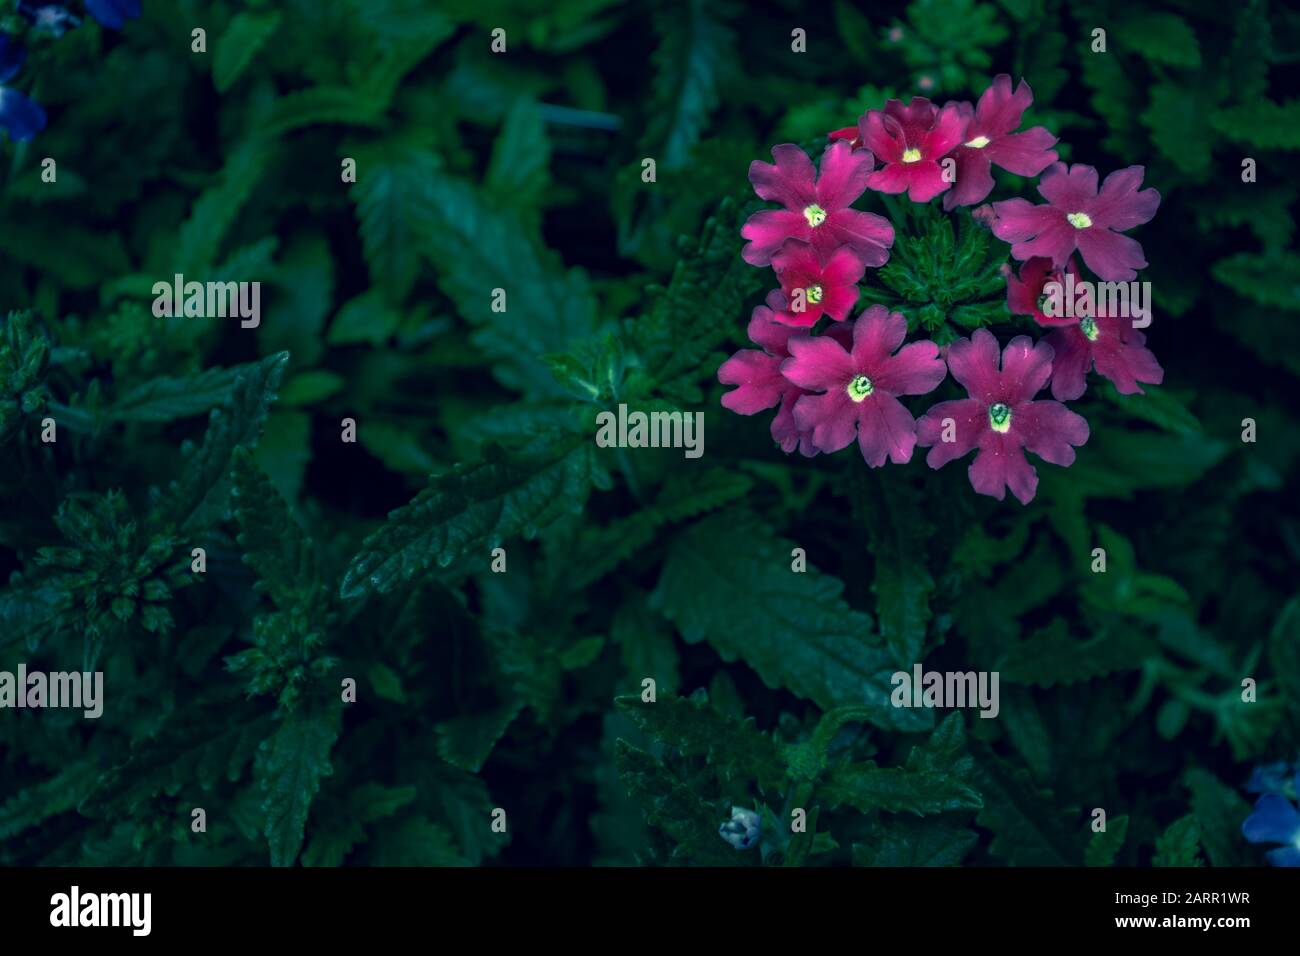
652, 508, 929, 729
1085, 814, 1128, 866
340, 438, 597, 598
213, 12, 282, 93
853, 817, 978, 866
615, 693, 787, 792
1154, 815, 1204, 867
434, 701, 523, 772
258, 705, 342, 867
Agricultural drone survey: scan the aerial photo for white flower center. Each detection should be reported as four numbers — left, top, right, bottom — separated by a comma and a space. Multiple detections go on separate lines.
1067, 211, 1093, 229
965, 135, 991, 149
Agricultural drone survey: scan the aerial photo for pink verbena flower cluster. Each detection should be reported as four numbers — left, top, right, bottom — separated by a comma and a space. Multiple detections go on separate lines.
720, 75, 1163, 504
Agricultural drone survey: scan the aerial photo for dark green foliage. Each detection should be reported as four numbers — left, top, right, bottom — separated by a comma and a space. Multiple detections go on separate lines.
0, 0, 1296, 869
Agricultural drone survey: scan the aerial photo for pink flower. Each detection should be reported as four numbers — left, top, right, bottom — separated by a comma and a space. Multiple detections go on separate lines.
770, 240, 865, 327
941, 75, 1058, 211
989, 163, 1160, 281
1006, 256, 1077, 328
741, 141, 895, 268
860, 97, 967, 203
1006, 257, 1164, 399
718, 292, 852, 456
828, 126, 862, 149
780, 305, 946, 466
916, 329, 1089, 504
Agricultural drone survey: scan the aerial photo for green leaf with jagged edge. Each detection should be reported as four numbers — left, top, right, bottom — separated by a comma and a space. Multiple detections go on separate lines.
822, 713, 982, 815
651, 507, 930, 730
1185, 768, 1253, 867
851, 467, 935, 666
230, 448, 324, 613
77, 705, 271, 821
421, 175, 603, 396
0, 310, 51, 442
1212, 252, 1300, 310
340, 438, 599, 599
106, 364, 253, 424
257, 703, 343, 867
1115, 11, 1201, 68
1001, 620, 1154, 687
1085, 814, 1128, 866
1210, 97, 1300, 150
853, 818, 979, 866
614, 739, 739, 866
629, 196, 767, 400
213, 12, 283, 93
434, 701, 524, 773
1153, 816, 1204, 867
350, 144, 437, 304
615, 692, 787, 793
640, 0, 736, 171
971, 742, 1079, 866
302, 783, 418, 867
153, 351, 289, 533
485, 97, 551, 222
169, 141, 269, 277
566, 466, 753, 589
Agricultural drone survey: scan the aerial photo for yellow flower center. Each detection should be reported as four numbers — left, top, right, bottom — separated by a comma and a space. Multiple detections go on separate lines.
1067, 211, 1093, 229
1081, 317, 1099, 341
847, 374, 874, 401
901, 148, 922, 163
965, 135, 991, 149
988, 402, 1012, 433
805, 285, 824, 305
803, 204, 827, 227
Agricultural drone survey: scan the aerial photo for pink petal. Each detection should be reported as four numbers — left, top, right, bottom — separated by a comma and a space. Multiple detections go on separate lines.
906, 162, 952, 203
874, 340, 947, 396
820, 284, 860, 322
771, 238, 821, 278
1043, 326, 1091, 401
1087, 165, 1160, 231
741, 209, 811, 266
749, 144, 817, 209
792, 389, 858, 453
866, 162, 912, 195
917, 398, 984, 467
771, 390, 809, 454
719, 350, 786, 414
984, 126, 1058, 176
1017, 400, 1089, 465
998, 334, 1054, 404
1006, 257, 1053, 319
1036, 162, 1098, 210
1091, 318, 1164, 395
850, 305, 908, 367
819, 246, 868, 286
859, 111, 903, 163
945, 328, 1002, 403
1075, 228, 1147, 281
855, 392, 919, 467
816, 140, 874, 209
969, 432, 1038, 504
970, 75, 1030, 139
745, 303, 796, 355
818, 209, 894, 265
923, 102, 968, 158
942, 149, 995, 209
781, 334, 855, 391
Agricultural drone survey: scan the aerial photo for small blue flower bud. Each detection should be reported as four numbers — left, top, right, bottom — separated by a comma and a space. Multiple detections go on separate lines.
719, 806, 761, 850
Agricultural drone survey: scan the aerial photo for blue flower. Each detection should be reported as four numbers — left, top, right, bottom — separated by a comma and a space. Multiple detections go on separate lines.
1246, 761, 1294, 795
1242, 770, 1300, 866
719, 806, 761, 850
19, 3, 83, 38
0, 33, 48, 142
83, 0, 141, 30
